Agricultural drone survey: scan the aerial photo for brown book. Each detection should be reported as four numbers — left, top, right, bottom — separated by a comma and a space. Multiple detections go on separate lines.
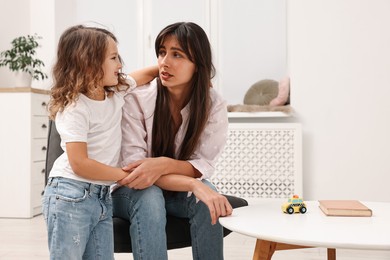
318, 200, 372, 217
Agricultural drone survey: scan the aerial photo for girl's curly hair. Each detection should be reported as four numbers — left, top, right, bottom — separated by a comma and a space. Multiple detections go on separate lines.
48, 25, 128, 119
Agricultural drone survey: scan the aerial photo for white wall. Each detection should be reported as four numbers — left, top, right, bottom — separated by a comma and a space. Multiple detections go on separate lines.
30, 0, 56, 89
288, 0, 390, 202
0, 0, 31, 87
0, 0, 57, 89
74, 0, 141, 73
218, 0, 287, 104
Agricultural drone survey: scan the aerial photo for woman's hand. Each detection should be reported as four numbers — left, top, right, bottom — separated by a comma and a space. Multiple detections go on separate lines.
190, 179, 233, 225
118, 157, 199, 189
154, 174, 233, 225
118, 157, 168, 189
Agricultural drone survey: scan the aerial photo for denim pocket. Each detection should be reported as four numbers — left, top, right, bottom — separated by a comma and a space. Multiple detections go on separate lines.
55, 179, 89, 203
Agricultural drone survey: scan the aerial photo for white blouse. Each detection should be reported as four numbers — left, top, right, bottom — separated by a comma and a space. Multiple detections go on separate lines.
120, 79, 228, 179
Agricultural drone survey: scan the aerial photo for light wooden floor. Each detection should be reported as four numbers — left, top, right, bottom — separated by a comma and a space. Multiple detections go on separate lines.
0, 215, 389, 260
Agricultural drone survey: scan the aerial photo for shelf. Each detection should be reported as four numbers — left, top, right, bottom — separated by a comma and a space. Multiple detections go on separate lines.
228, 111, 290, 118
0, 87, 50, 94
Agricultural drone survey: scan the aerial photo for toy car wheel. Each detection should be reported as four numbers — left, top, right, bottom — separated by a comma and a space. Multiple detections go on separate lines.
300, 206, 307, 214
287, 207, 294, 214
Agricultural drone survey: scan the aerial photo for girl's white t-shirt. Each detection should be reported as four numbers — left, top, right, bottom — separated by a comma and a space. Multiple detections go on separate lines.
49, 77, 136, 185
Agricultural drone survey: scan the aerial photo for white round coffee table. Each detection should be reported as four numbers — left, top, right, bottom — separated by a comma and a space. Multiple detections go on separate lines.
219, 200, 390, 260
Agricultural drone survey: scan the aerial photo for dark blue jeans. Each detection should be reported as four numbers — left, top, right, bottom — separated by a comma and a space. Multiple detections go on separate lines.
111, 179, 224, 260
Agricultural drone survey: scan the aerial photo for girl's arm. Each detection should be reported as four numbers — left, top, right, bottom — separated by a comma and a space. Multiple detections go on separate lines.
128, 65, 159, 86
67, 142, 128, 181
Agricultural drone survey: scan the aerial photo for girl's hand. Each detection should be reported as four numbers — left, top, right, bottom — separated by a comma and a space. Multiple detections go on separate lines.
190, 180, 233, 225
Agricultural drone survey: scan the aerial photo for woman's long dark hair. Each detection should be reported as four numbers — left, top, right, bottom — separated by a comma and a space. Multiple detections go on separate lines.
152, 22, 215, 160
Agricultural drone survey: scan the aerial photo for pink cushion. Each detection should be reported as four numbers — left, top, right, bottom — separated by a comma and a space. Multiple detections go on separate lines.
270, 77, 290, 106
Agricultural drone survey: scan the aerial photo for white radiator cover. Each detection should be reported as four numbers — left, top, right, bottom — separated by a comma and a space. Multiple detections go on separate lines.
211, 123, 302, 201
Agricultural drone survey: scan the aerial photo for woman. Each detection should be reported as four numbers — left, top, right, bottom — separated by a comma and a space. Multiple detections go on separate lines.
112, 22, 232, 260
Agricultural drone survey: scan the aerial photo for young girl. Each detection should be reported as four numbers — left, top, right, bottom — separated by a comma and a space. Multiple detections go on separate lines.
113, 22, 232, 260
42, 25, 157, 259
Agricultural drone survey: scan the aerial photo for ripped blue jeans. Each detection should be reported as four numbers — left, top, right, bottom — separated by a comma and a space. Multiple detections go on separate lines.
42, 177, 114, 260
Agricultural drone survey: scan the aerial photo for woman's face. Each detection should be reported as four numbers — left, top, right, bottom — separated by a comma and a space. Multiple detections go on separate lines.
157, 35, 196, 91
101, 37, 122, 87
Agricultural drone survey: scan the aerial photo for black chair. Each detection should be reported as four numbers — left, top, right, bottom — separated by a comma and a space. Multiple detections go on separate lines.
45, 120, 248, 252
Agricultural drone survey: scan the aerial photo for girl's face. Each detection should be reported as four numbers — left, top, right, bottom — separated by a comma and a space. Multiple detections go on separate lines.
158, 35, 196, 91
101, 37, 122, 87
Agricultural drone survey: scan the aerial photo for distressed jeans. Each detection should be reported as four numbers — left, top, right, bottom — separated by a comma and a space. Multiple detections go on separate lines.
111, 179, 224, 260
42, 177, 114, 260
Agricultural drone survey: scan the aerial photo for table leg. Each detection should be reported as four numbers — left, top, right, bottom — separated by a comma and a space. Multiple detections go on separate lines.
253, 239, 276, 260
252, 239, 336, 260
327, 248, 336, 260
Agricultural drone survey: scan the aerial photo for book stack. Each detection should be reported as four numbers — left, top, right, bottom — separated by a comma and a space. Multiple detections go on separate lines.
318, 200, 372, 217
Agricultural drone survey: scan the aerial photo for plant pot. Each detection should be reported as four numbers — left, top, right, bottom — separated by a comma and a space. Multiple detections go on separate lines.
14, 71, 32, 87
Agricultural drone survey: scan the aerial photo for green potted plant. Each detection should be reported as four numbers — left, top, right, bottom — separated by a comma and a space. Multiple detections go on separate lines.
0, 34, 48, 84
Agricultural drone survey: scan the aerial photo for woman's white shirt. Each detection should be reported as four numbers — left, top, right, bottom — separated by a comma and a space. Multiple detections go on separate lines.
120, 79, 228, 179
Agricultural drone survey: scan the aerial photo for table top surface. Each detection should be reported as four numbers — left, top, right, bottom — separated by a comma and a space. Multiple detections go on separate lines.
219, 200, 390, 250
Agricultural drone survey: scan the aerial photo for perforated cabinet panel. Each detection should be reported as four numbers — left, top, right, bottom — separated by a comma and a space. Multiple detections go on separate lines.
211, 123, 302, 200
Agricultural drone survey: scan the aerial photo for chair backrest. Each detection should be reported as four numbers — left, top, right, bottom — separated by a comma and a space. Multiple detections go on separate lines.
44, 120, 64, 184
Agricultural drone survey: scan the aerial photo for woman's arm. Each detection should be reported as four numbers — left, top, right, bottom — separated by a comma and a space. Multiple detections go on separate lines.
186, 93, 229, 179
155, 174, 233, 225
119, 90, 228, 188
118, 156, 201, 189
67, 142, 128, 181
128, 65, 158, 86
